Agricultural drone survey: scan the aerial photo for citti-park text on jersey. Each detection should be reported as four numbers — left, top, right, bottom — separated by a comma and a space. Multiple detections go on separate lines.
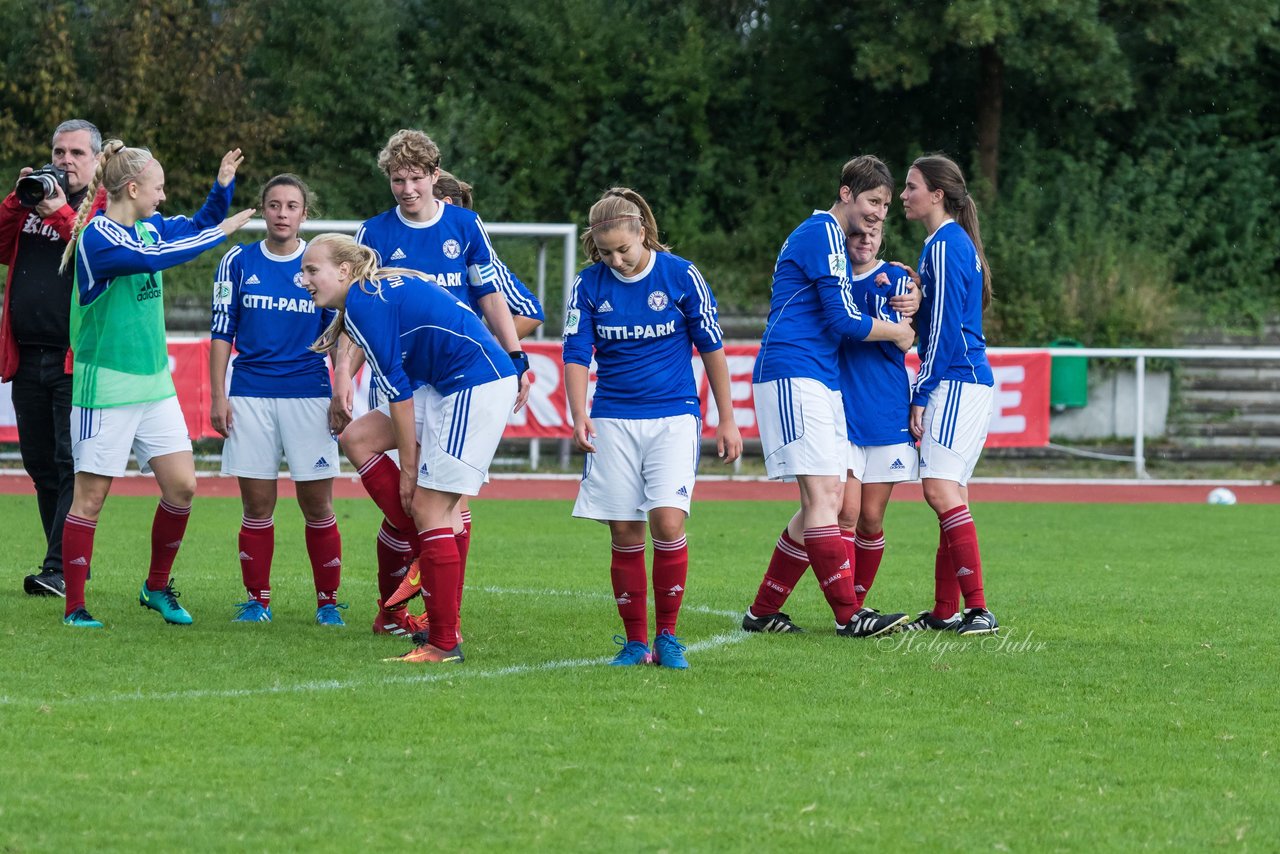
594, 320, 677, 340
241, 294, 318, 313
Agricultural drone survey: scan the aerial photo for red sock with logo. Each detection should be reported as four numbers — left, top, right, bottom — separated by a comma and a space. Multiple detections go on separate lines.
455, 508, 472, 614
62, 514, 97, 616
610, 542, 648, 644
238, 516, 275, 604
376, 520, 413, 605
806, 525, 858, 625
358, 454, 419, 556
419, 527, 461, 649
939, 504, 986, 610
931, 526, 961, 619
147, 500, 190, 591
853, 529, 886, 610
749, 529, 809, 617
651, 535, 688, 636
306, 514, 342, 607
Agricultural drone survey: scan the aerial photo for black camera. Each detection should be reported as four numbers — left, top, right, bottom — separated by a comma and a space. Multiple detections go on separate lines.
16, 164, 69, 208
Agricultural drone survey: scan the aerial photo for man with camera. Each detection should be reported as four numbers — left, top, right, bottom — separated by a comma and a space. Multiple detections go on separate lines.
0, 119, 103, 597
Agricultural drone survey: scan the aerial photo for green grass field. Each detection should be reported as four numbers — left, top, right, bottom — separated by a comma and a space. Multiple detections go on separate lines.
2, 495, 1277, 851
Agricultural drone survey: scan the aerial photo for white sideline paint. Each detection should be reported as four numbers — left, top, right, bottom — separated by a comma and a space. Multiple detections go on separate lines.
0, 586, 752, 708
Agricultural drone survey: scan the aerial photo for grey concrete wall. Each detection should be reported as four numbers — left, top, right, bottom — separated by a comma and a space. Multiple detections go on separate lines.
1050, 370, 1171, 440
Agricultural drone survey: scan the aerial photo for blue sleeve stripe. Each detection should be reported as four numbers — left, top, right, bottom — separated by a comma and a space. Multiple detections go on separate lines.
916, 239, 947, 393
344, 313, 400, 400
686, 265, 723, 344
95, 216, 223, 258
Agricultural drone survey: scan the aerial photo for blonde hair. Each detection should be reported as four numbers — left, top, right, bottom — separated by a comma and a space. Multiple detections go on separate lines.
59, 139, 157, 273
376, 129, 441, 177
307, 233, 422, 353
581, 187, 669, 263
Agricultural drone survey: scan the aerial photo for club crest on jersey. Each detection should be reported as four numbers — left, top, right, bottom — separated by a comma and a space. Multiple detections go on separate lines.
647, 290, 669, 312
442, 239, 461, 260
294, 271, 308, 289
828, 253, 847, 278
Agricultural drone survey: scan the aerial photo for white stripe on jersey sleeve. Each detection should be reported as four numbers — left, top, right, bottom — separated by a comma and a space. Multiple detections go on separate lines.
915, 239, 947, 394
344, 313, 399, 401
211, 244, 242, 337
685, 264, 723, 344
824, 221, 862, 320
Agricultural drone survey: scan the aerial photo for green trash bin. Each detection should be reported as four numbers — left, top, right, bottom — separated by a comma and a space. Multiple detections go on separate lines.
1049, 338, 1088, 409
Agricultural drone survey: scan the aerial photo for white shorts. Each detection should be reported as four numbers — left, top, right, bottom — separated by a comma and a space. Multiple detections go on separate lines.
848, 441, 919, 484
753, 378, 848, 482
221, 396, 340, 481
412, 377, 517, 496
918, 380, 995, 486
573, 414, 700, 522
71, 396, 191, 477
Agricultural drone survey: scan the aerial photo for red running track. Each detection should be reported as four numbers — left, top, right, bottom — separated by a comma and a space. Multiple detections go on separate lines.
1, 472, 1275, 503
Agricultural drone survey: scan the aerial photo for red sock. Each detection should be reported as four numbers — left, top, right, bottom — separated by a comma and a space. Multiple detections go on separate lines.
376, 520, 413, 605
749, 529, 809, 617
610, 542, 648, 644
306, 514, 342, 607
419, 527, 461, 649
456, 509, 472, 614
238, 516, 275, 604
358, 454, 419, 554
806, 525, 858, 625
652, 535, 688, 636
62, 514, 97, 616
147, 499, 190, 591
932, 527, 961, 619
939, 504, 986, 610
853, 529, 886, 610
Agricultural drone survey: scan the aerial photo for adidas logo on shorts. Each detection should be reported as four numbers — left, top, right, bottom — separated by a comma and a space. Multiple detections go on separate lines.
245, 274, 261, 285
314, 457, 330, 469
598, 300, 613, 313
390, 248, 407, 261
419, 463, 430, 476
676, 485, 688, 498
890, 458, 905, 471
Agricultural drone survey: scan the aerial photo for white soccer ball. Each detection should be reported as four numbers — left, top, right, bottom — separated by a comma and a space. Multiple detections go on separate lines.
1207, 487, 1237, 506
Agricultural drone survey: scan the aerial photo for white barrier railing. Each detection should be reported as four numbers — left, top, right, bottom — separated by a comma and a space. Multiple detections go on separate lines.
1012, 346, 1280, 478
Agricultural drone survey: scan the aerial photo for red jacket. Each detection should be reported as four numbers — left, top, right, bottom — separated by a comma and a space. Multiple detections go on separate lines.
0, 187, 106, 382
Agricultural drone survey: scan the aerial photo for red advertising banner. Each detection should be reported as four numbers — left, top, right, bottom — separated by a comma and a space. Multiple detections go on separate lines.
0, 340, 1051, 448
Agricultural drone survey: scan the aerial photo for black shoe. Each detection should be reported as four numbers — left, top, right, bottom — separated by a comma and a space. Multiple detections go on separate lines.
24, 568, 66, 598
957, 607, 999, 636
742, 610, 804, 633
902, 610, 962, 632
836, 607, 910, 638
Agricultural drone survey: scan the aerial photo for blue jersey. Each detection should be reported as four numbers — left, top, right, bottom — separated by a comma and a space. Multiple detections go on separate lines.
753, 211, 875, 389
74, 181, 231, 307
487, 256, 544, 320
838, 262, 911, 446
562, 250, 723, 420
912, 220, 993, 406
211, 240, 334, 399
355, 203, 499, 305
343, 272, 515, 402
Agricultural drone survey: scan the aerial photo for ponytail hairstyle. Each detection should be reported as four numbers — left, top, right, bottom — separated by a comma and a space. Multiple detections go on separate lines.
581, 187, 669, 263
307, 232, 423, 354
59, 139, 156, 273
837, 154, 894, 202
376, 129, 441, 177
910, 154, 993, 310
432, 170, 473, 209
259, 172, 318, 215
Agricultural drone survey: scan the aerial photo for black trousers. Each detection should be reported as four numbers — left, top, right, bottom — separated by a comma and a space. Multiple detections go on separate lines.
11, 346, 74, 572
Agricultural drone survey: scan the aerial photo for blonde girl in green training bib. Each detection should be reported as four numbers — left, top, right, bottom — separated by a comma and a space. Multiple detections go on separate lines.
57, 140, 254, 628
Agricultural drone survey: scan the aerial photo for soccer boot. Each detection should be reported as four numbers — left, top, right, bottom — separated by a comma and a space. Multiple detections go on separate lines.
384, 641, 464, 664
957, 607, 1000, 636
741, 609, 804, 633
382, 559, 422, 609
372, 600, 428, 636
609, 635, 652, 666
836, 607, 911, 638
25, 568, 66, 597
653, 630, 690, 669
315, 603, 348, 626
139, 580, 193, 625
63, 607, 103, 628
233, 600, 272, 623
902, 611, 962, 632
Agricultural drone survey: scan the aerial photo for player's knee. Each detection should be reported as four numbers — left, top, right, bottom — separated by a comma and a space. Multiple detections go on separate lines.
837, 507, 859, 532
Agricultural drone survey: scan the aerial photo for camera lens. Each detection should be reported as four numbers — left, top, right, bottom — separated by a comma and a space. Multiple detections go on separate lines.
16, 173, 55, 208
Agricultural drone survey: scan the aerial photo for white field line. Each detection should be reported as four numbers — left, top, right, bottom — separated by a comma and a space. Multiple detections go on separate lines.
0, 586, 751, 709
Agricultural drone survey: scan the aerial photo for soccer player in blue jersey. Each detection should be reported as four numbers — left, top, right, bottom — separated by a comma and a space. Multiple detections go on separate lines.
57, 142, 254, 628
564, 188, 742, 668
898, 154, 998, 636
210, 174, 347, 627
743, 155, 915, 638
304, 233, 519, 663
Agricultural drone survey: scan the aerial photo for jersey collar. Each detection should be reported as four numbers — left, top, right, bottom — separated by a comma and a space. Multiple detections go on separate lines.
608, 248, 658, 283
925, 217, 955, 243
260, 239, 306, 262
395, 201, 445, 229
